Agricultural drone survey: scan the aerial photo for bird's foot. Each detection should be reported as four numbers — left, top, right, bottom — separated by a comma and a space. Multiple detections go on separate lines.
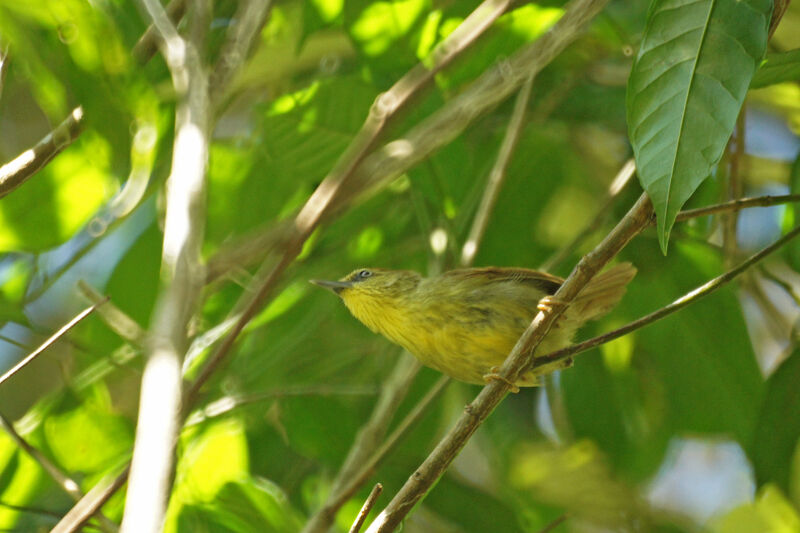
483, 367, 520, 393
537, 295, 566, 314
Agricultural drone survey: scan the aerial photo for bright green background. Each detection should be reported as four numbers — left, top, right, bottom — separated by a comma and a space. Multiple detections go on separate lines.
0, 0, 799, 531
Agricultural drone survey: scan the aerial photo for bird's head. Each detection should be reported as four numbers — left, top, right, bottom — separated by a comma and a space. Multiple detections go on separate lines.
310, 268, 421, 303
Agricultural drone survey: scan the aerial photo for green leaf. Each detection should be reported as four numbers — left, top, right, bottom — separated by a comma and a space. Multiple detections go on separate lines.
175, 478, 304, 533
749, 351, 800, 493
751, 49, 800, 89
710, 485, 800, 533
627, 0, 772, 253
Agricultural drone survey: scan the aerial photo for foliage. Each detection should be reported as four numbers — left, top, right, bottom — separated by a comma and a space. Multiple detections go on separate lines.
0, 0, 799, 531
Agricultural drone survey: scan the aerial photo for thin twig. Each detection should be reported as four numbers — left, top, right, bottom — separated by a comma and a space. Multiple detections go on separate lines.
51, 464, 131, 533
461, 75, 534, 265
537, 514, 567, 533
0, 107, 84, 199
722, 111, 745, 268
77, 281, 145, 344
0, 299, 106, 387
0, 500, 62, 520
0, 47, 8, 100
0, 413, 118, 532
186, 384, 379, 426
539, 158, 636, 271
349, 484, 383, 533
300, 354, 421, 533
673, 194, 800, 222
316, 375, 451, 523
122, 0, 210, 531
532, 223, 800, 369
132, 0, 187, 64
365, 192, 653, 532
210, 0, 274, 108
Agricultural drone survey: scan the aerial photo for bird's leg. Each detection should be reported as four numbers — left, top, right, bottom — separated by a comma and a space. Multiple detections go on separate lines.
483, 366, 520, 393
537, 295, 566, 314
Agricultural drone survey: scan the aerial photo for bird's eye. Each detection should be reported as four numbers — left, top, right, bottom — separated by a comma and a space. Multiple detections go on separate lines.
358, 269, 373, 279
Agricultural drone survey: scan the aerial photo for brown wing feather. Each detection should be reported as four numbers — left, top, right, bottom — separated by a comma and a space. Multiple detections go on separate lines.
442, 267, 563, 295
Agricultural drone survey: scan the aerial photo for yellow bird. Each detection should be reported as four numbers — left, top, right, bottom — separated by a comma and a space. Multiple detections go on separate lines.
311, 263, 635, 388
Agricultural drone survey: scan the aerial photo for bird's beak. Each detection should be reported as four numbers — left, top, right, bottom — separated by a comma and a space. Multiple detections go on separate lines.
310, 279, 353, 295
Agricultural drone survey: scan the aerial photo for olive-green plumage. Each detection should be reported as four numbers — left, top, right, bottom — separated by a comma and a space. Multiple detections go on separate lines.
311, 263, 635, 387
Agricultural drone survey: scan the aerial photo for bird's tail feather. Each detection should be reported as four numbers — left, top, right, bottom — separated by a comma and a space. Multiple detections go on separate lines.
570, 262, 636, 322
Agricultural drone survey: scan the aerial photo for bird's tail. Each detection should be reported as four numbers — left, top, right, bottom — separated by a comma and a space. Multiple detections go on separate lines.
569, 262, 636, 322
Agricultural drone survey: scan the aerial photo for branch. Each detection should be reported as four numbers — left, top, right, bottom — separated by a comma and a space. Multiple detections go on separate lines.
539, 158, 636, 271
349, 484, 383, 533
0, 47, 8, 100
51, 465, 131, 533
364, 192, 653, 532
323, 375, 451, 517
209, 0, 274, 108
461, 75, 534, 265
533, 222, 800, 369
131, 0, 187, 64
121, 0, 210, 531
0, 106, 84, 199
0, 300, 105, 387
673, 194, 800, 222
77, 280, 146, 344
300, 354, 421, 533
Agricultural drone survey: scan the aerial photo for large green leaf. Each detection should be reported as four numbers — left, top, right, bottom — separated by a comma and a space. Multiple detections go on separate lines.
627, 0, 772, 253
749, 351, 800, 493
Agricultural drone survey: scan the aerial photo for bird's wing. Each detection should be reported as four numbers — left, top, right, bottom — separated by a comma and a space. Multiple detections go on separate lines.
442, 267, 563, 295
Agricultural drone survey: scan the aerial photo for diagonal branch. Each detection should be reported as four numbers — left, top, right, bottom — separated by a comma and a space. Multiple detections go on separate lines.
0, 299, 106, 387
209, 0, 274, 108
0, 107, 84, 199
461, 75, 535, 265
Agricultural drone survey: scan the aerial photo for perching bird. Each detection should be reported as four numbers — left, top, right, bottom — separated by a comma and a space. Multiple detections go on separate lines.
311, 263, 635, 388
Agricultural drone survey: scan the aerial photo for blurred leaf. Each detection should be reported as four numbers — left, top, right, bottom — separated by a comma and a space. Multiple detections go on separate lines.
175, 478, 304, 533
749, 351, 800, 493
174, 418, 250, 505
751, 49, 800, 89
566, 239, 764, 478
627, 0, 772, 252
509, 440, 637, 527
43, 385, 133, 473
710, 485, 800, 533
344, 0, 429, 76
0, 432, 45, 530
437, 4, 563, 91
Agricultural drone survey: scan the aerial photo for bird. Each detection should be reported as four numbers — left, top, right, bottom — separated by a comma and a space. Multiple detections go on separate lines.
311, 263, 635, 389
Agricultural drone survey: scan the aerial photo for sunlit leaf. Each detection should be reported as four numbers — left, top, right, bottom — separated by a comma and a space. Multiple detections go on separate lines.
711, 485, 800, 533
627, 0, 772, 252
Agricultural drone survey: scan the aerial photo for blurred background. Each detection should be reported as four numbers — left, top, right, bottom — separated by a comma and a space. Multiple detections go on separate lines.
0, 0, 799, 531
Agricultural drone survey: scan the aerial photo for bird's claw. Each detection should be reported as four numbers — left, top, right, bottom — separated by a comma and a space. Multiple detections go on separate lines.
483, 366, 520, 393
537, 295, 565, 314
